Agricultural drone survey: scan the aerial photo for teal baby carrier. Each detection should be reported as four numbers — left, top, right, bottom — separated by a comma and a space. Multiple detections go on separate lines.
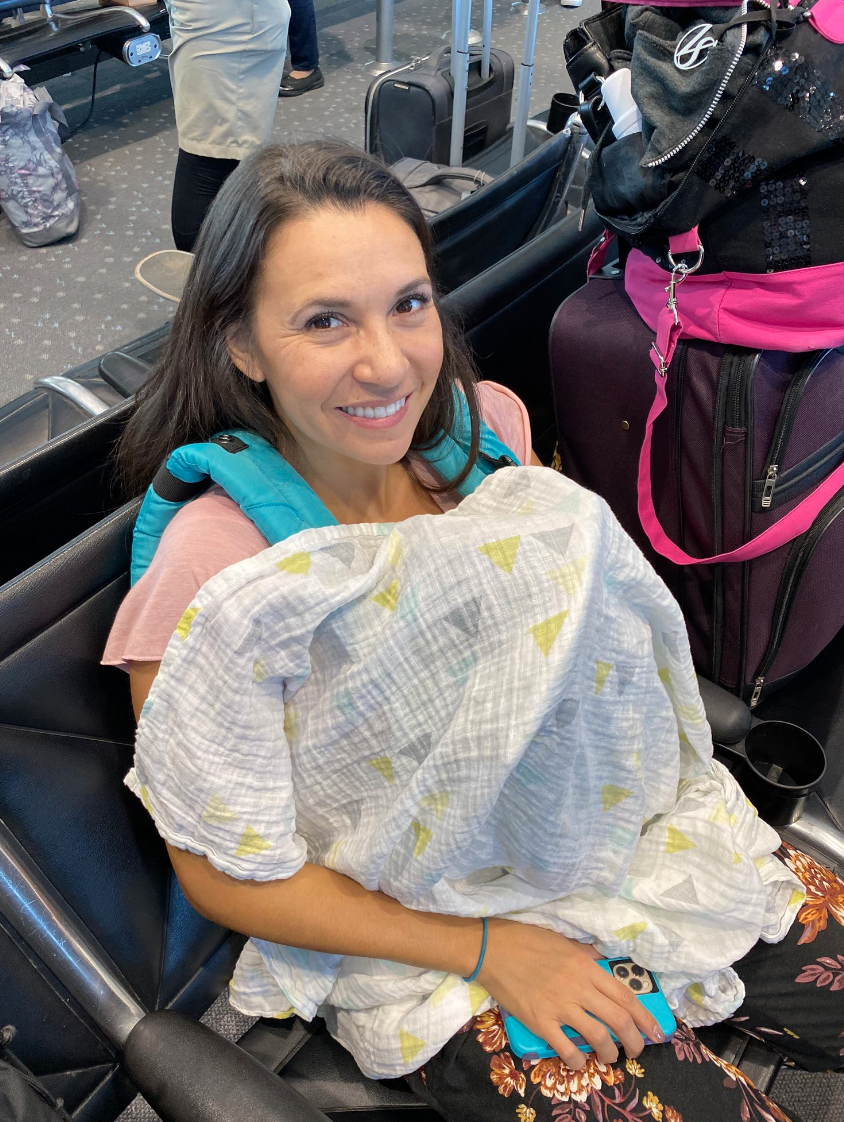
131, 390, 518, 585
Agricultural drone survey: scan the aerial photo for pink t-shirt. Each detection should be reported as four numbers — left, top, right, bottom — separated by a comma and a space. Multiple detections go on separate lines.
103, 382, 531, 672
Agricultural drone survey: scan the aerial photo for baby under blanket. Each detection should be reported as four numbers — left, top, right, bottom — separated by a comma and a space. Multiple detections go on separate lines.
128, 466, 804, 1079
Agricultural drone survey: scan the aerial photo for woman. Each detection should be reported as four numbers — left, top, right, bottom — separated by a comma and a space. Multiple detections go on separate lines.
106, 142, 843, 1122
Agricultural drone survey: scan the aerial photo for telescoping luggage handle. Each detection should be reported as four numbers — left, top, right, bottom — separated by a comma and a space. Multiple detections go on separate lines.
630, 227, 844, 566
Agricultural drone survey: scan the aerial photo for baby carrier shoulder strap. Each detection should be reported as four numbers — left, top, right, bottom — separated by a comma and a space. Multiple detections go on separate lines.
130, 390, 518, 585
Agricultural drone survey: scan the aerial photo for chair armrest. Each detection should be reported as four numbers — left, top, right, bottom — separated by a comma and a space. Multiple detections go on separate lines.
124, 1011, 333, 1122
696, 675, 752, 746
98, 350, 152, 397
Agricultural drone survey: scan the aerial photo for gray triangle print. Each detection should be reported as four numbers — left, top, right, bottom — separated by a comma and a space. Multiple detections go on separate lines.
325, 542, 356, 568
532, 526, 574, 559
663, 875, 700, 908
443, 597, 482, 639
616, 665, 636, 696
399, 731, 434, 765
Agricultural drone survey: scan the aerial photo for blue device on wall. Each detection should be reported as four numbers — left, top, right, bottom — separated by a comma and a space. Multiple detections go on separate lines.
503, 958, 677, 1059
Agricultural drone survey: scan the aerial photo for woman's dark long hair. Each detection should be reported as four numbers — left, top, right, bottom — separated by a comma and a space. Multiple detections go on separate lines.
118, 141, 482, 498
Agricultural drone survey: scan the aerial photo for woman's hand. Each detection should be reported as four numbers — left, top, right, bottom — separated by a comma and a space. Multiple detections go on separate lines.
477, 919, 665, 1069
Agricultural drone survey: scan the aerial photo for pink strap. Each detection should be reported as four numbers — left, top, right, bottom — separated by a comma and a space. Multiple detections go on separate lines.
636, 233, 844, 566
587, 230, 615, 278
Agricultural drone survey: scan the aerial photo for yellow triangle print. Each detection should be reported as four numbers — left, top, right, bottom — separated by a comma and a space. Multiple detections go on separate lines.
411, 819, 433, 858
277, 551, 311, 575
326, 839, 344, 869
613, 921, 647, 942
658, 667, 673, 691
708, 801, 730, 824
430, 974, 459, 1008
678, 731, 690, 745
547, 556, 587, 597
478, 535, 521, 574
686, 982, 705, 1006
283, 707, 298, 742
602, 785, 633, 812
252, 660, 267, 683
630, 750, 642, 777
235, 825, 272, 858
666, 825, 696, 853
529, 611, 568, 657
371, 579, 399, 611
368, 756, 395, 784
399, 1029, 426, 1066
420, 792, 451, 820
273, 1008, 295, 1020
202, 794, 239, 825
467, 981, 489, 1014
139, 784, 153, 815
733, 851, 742, 864
789, 887, 806, 908
595, 660, 613, 694
518, 499, 536, 515
754, 856, 768, 869
175, 606, 199, 640
387, 531, 403, 568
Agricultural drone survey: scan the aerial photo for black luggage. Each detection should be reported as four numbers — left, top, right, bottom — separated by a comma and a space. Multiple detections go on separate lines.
365, 45, 514, 166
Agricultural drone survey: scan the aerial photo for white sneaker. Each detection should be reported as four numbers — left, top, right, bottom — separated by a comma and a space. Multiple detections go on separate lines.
560, 0, 583, 7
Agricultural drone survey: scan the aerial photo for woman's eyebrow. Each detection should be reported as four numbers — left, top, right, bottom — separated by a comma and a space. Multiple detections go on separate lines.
294, 277, 432, 317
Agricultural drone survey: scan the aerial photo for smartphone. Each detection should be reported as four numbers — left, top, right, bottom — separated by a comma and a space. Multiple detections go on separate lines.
502, 957, 677, 1059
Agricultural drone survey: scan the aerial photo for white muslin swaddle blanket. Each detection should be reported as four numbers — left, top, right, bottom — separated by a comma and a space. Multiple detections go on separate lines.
128, 467, 804, 1078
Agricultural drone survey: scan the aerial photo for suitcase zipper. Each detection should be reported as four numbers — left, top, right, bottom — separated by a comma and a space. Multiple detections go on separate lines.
755, 350, 831, 510
749, 487, 844, 707
711, 348, 758, 683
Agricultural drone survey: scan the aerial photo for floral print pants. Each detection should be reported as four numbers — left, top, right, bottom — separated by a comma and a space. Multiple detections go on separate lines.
406, 844, 844, 1122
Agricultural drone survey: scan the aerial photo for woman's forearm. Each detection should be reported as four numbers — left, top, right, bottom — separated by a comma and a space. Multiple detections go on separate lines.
168, 845, 484, 978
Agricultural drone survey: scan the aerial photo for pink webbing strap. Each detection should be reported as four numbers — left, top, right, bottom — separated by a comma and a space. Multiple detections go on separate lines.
587, 230, 615, 278
637, 232, 844, 566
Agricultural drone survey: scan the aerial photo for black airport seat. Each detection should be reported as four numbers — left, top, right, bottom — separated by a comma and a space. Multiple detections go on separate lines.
0, 0, 169, 83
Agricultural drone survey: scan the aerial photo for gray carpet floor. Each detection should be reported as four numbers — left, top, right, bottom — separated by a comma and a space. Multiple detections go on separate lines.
0, 0, 586, 406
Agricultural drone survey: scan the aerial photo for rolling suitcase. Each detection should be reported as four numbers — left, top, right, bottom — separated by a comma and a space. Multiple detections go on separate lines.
551, 274, 844, 708
365, 46, 514, 166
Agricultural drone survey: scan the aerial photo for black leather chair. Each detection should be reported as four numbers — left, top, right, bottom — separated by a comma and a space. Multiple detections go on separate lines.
0, 1, 170, 84
429, 124, 587, 295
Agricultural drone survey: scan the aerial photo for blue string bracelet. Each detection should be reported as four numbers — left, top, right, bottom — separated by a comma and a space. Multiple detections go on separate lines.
463, 917, 488, 983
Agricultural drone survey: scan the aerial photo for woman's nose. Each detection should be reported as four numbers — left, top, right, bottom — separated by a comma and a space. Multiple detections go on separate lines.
352, 322, 410, 386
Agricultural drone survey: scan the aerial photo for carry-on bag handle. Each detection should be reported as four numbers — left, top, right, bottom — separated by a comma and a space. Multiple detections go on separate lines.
636, 229, 844, 566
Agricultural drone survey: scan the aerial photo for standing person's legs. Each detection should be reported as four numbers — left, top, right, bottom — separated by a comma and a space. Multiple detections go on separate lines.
407, 845, 844, 1122
287, 0, 319, 73
166, 0, 291, 250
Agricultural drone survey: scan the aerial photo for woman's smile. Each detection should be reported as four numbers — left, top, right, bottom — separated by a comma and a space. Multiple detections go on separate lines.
336, 392, 411, 428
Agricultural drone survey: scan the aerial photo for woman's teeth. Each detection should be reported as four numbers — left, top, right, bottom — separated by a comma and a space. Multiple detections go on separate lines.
340, 395, 407, 419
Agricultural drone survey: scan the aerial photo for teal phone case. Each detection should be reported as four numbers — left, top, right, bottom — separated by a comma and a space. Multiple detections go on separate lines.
502, 957, 677, 1059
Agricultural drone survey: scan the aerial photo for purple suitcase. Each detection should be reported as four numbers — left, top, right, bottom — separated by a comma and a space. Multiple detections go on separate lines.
551, 275, 844, 707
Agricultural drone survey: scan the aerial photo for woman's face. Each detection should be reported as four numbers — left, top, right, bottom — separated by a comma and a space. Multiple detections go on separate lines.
229, 201, 444, 472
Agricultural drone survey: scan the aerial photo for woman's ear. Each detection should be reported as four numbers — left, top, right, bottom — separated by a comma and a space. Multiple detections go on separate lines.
227, 329, 265, 383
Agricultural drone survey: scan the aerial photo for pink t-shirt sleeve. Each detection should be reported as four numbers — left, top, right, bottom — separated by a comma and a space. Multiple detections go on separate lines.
102, 381, 531, 673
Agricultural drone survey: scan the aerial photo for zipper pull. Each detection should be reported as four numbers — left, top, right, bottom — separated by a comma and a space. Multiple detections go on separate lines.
761, 464, 778, 509
750, 676, 764, 708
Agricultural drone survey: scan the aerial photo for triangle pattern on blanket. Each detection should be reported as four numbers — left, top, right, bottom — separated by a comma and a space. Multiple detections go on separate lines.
324, 542, 356, 568
235, 826, 272, 857
202, 794, 239, 825
532, 525, 574, 559
445, 652, 477, 687
467, 982, 489, 1014
411, 819, 433, 857
666, 825, 696, 853
176, 606, 199, 640
399, 1030, 426, 1066
419, 792, 450, 820
663, 875, 700, 908
396, 583, 419, 625
277, 551, 311, 575
478, 535, 520, 574
387, 530, 403, 568
613, 921, 647, 941
400, 732, 435, 765
602, 785, 632, 812
371, 579, 399, 611
547, 556, 587, 596
368, 756, 395, 784
529, 611, 568, 656
595, 660, 613, 694
616, 665, 636, 696
444, 597, 482, 639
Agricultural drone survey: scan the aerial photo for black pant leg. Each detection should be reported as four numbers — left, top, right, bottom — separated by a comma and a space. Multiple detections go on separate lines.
286, 0, 319, 71
170, 149, 239, 253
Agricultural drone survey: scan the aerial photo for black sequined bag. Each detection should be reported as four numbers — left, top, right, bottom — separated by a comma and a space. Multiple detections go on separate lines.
565, 0, 844, 274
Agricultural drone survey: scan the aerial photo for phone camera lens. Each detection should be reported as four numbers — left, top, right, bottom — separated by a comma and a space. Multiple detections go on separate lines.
629, 978, 643, 991
615, 966, 629, 978
631, 965, 645, 976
